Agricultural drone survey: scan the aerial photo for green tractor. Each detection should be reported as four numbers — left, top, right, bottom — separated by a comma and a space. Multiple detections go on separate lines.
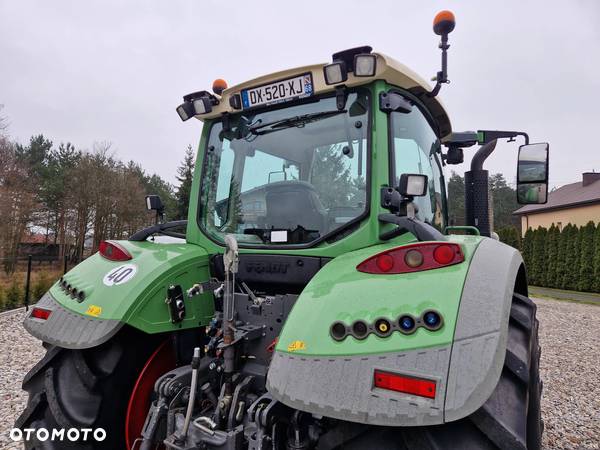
17, 11, 549, 450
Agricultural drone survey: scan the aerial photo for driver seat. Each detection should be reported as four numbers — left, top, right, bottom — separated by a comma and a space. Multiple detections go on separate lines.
264, 181, 327, 234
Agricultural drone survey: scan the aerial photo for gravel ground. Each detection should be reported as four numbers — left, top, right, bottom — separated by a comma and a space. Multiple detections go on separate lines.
0, 299, 598, 449
0, 309, 44, 450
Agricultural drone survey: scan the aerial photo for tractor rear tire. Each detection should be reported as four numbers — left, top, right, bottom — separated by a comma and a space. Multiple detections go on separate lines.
341, 292, 543, 450
15, 327, 165, 450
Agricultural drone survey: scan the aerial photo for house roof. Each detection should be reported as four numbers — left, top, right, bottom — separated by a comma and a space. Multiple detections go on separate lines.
513, 176, 600, 215
20, 234, 48, 244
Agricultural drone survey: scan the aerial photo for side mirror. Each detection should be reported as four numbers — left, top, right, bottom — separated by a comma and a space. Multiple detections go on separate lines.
146, 195, 164, 223
516, 143, 549, 204
398, 174, 428, 197
146, 195, 164, 212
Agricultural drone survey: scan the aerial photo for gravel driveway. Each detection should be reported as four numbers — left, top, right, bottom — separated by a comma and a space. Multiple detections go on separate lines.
1, 299, 598, 449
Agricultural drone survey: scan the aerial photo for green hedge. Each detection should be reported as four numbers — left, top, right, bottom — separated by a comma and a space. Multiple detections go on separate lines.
0, 272, 58, 312
499, 221, 600, 293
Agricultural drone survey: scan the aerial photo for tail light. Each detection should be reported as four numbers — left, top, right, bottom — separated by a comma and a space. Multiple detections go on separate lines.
31, 307, 52, 320
99, 240, 132, 261
357, 242, 464, 274
374, 370, 436, 399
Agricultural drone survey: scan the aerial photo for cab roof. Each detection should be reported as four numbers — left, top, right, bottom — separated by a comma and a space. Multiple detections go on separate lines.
195, 52, 452, 138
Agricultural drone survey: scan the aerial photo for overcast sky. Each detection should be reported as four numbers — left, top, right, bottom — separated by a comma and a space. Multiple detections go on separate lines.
1, 0, 598, 188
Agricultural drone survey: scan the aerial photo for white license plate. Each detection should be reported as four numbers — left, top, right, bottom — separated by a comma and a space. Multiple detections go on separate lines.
241, 73, 313, 109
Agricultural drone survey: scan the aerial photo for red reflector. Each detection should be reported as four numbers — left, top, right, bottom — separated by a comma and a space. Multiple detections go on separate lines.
433, 244, 455, 264
357, 242, 464, 274
99, 240, 132, 261
374, 370, 436, 399
376, 254, 394, 272
31, 307, 52, 320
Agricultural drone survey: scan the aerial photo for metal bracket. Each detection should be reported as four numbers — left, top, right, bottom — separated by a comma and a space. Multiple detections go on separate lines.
379, 91, 413, 114
335, 86, 347, 110
166, 285, 186, 323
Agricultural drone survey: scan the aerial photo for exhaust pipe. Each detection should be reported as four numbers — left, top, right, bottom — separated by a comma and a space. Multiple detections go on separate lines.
465, 140, 497, 237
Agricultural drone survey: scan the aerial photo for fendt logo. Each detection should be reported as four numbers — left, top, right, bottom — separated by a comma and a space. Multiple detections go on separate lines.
245, 262, 289, 274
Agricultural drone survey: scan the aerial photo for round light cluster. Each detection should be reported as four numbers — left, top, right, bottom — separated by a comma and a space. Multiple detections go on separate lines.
330, 310, 443, 341
58, 277, 86, 302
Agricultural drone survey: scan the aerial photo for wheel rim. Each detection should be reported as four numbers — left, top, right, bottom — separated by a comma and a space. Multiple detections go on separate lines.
125, 339, 176, 450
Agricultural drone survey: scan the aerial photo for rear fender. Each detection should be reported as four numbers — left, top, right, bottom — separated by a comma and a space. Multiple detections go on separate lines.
444, 237, 524, 421
23, 240, 214, 349
267, 236, 523, 426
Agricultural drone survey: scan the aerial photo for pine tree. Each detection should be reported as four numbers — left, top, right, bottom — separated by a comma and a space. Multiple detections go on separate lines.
530, 227, 547, 286
546, 224, 560, 288
511, 227, 522, 251
447, 172, 465, 225
498, 226, 521, 250
522, 228, 534, 270
175, 145, 195, 220
563, 225, 581, 291
557, 224, 572, 289
578, 221, 596, 292
593, 223, 600, 293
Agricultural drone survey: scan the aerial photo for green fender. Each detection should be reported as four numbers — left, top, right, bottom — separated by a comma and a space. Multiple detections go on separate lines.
23, 240, 214, 349
275, 235, 483, 356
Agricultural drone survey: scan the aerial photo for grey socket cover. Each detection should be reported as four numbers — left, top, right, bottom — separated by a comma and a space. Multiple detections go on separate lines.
445, 238, 523, 421
23, 292, 124, 349
267, 238, 523, 426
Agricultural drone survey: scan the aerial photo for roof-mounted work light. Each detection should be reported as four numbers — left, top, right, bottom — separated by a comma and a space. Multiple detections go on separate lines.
323, 61, 347, 85
176, 102, 195, 121
176, 90, 219, 121
354, 54, 376, 77
192, 97, 212, 115
325, 46, 375, 84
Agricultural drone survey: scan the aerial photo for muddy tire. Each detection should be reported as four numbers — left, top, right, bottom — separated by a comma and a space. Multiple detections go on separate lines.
15, 327, 164, 449
341, 292, 543, 450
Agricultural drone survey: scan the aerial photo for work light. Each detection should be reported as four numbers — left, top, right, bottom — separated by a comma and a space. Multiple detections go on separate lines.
176, 102, 195, 121
323, 61, 347, 85
193, 97, 212, 115
399, 173, 428, 197
354, 54, 376, 77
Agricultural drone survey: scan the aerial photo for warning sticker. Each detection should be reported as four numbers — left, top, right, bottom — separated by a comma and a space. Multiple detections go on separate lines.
86, 305, 102, 317
287, 340, 306, 352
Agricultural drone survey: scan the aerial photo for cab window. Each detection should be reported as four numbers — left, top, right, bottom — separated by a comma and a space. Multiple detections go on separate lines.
390, 98, 444, 228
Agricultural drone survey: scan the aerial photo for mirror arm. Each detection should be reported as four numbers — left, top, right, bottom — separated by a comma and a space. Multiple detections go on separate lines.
478, 130, 529, 145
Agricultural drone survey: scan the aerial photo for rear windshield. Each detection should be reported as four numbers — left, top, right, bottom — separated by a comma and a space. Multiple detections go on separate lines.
198, 90, 370, 246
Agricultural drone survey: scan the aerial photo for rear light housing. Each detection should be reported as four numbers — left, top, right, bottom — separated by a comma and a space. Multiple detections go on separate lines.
99, 240, 132, 261
31, 307, 52, 320
356, 242, 464, 274
374, 370, 436, 399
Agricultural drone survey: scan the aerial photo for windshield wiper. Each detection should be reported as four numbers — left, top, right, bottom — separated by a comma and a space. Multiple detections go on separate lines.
247, 110, 347, 136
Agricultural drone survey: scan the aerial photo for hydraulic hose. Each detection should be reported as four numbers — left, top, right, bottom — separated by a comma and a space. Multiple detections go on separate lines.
181, 347, 201, 439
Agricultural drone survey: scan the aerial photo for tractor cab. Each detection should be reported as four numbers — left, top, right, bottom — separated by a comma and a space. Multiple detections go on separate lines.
177, 46, 455, 253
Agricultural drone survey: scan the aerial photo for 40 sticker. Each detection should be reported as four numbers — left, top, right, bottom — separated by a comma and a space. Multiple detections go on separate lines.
103, 264, 138, 286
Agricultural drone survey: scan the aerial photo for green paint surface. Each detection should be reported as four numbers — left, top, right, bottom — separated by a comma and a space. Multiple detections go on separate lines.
276, 235, 483, 356
49, 240, 214, 333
